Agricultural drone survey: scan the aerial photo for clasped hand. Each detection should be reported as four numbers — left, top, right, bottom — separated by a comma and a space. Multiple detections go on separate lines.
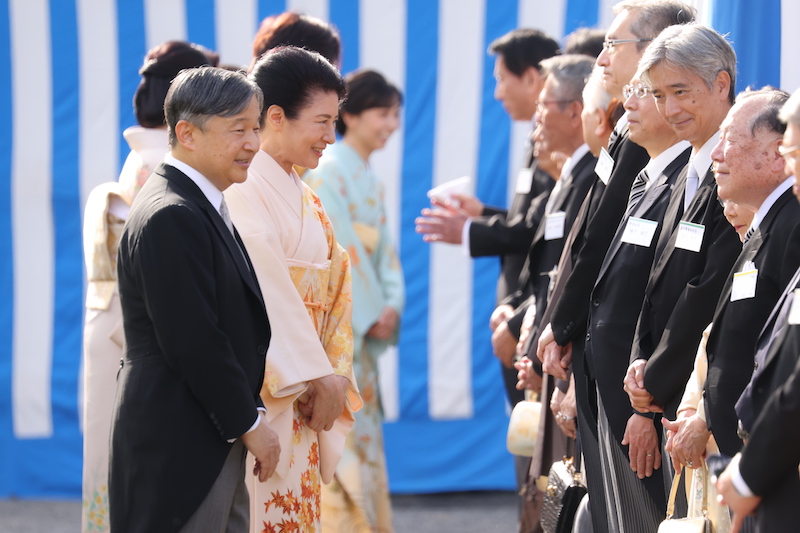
297, 374, 349, 432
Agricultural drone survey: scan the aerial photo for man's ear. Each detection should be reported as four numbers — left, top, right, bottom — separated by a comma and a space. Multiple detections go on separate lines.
265, 104, 285, 131
174, 120, 196, 151
522, 66, 541, 95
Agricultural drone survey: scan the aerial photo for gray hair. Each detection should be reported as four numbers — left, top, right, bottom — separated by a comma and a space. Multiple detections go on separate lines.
735, 87, 790, 137
779, 88, 800, 129
540, 54, 595, 106
612, 0, 696, 51
639, 23, 737, 104
165, 66, 264, 147
582, 65, 612, 113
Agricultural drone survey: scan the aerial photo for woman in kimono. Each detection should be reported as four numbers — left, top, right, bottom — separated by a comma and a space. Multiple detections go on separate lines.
303, 69, 405, 533
224, 46, 362, 533
80, 41, 216, 533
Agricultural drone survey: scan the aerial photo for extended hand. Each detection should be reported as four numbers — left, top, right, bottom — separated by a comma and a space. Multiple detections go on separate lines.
663, 414, 710, 471
623, 359, 660, 413
366, 306, 399, 340
622, 414, 662, 479
241, 416, 281, 482
415, 201, 470, 244
715, 463, 761, 533
449, 194, 483, 216
492, 321, 518, 368
305, 375, 349, 432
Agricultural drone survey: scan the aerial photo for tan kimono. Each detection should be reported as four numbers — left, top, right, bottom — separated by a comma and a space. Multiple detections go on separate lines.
81, 126, 167, 533
225, 150, 362, 533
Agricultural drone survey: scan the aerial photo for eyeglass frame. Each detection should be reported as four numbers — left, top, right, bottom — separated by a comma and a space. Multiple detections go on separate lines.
602, 38, 653, 53
622, 83, 651, 100
778, 144, 800, 159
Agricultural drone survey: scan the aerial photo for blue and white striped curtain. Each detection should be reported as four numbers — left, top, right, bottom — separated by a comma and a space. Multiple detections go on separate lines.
1, 0, 797, 497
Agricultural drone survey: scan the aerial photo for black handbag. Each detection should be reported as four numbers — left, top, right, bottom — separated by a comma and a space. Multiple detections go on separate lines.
541, 440, 587, 533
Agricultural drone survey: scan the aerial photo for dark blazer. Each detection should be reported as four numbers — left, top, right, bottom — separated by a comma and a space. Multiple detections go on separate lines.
109, 163, 272, 533
738, 317, 800, 531
471, 159, 555, 302
633, 166, 741, 419
547, 132, 651, 348
503, 150, 598, 337
704, 187, 800, 456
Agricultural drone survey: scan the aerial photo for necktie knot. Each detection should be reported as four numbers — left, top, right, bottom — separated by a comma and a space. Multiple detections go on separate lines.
625, 169, 649, 217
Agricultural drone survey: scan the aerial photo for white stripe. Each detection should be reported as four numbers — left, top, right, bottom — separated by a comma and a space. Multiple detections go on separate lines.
427, 0, 484, 420
782, 0, 800, 93
215, 0, 257, 68
143, 0, 187, 50
598, 0, 617, 28
361, 0, 407, 422
77, 0, 119, 211
286, 0, 328, 21
519, 0, 564, 41
10, 0, 54, 439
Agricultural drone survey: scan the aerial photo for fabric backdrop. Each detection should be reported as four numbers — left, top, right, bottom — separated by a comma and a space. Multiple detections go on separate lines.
0, 0, 796, 497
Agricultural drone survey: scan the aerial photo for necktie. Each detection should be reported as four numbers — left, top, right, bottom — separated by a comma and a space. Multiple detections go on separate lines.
743, 226, 755, 244
684, 163, 699, 212
625, 169, 649, 218
219, 197, 235, 236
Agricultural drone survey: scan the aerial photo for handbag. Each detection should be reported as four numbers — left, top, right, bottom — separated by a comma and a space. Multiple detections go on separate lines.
657, 465, 712, 533
507, 391, 542, 457
540, 440, 586, 533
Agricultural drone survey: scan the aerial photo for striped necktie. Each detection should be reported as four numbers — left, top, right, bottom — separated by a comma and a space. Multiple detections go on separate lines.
625, 169, 649, 217
743, 226, 755, 244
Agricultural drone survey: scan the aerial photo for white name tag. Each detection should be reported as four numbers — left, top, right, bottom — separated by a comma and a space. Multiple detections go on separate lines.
544, 211, 566, 241
675, 221, 705, 252
621, 217, 659, 247
595, 147, 614, 185
731, 268, 758, 302
516, 168, 534, 194
788, 289, 800, 325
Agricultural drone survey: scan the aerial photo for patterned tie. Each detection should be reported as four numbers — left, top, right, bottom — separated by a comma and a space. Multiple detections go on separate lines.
743, 226, 755, 244
625, 169, 649, 218
684, 163, 699, 212
219, 197, 235, 236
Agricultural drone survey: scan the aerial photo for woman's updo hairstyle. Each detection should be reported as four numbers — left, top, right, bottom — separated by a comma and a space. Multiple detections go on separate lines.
249, 46, 345, 121
134, 41, 218, 128
337, 69, 402, 135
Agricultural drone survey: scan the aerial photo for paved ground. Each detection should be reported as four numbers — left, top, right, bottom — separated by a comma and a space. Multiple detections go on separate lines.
0, 491, 518, 533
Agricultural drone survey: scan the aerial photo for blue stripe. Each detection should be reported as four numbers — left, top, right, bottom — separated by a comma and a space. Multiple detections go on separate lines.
329, 0, 359, 73
117, 0, 146, 170
0, 0, 13, 497
711, 0, 781, 92
564, 0, 599, 35
187, 0, 216, 52
257, 0, 286, 29
396, 0, 438, 421
45, 0, 83, 497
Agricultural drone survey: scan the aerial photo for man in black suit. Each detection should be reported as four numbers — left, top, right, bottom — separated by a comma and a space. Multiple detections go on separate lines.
621, 26, 741, 467
716, 88, 800, 532
415, 28, 559, 405
109, 67, 278, 533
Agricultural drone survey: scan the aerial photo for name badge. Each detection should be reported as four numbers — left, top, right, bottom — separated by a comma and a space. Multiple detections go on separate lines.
621, 217, 659, 247
516, 168, 534, 194
675, 221, 705, 252
595, 147, 614, 185
731, 268, 758, 302
544, 211, 566, 241
788, 289, 800, 325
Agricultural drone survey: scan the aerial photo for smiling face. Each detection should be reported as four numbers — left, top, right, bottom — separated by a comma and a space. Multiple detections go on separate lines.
178, 95, 262, 191
264, 90, 339, 173
342, 103, 401, 160
647, 62, 731, 149
493, 55, 541, 121
596, 9, 643, 100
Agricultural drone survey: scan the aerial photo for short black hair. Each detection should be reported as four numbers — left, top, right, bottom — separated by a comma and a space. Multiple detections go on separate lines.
488, 29, 560, 77
164, 67, 263, 147
564, 27, 606, 59
249, 46, 345, 121
337, 70, 402, 135
251, 12, 341, 68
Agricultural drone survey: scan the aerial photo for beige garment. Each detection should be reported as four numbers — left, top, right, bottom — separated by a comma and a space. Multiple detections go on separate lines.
226, 150, 361, 533
676, 324, 732, 533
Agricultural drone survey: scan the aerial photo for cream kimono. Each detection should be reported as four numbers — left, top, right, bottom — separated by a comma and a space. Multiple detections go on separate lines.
225, 150, 362, 533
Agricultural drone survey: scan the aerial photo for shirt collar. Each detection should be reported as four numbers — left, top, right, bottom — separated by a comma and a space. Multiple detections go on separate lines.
614, 112, 629, 134
560, 143, 590, 183
644, 140, 692, 185
748, 176, 795, 234
164, 153, 224, 215
689, 130, 721, 180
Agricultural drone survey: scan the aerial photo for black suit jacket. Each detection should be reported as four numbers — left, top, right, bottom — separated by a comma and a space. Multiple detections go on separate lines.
633, 166, 741, 419
704, 187, 800, 456
471, 159, 555, 302
109, 163, 272, 533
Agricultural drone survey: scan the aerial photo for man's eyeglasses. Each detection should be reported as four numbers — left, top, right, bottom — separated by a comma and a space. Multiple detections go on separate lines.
602, 38, 653, 53
778, 144, 800, 167
622, 83, 651, 100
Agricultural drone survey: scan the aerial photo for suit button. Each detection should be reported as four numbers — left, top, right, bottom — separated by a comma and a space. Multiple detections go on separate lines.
586, 332, 591, 341
258, 345, 267, 355
754, 361, 758, 370
592, 299, 600, 307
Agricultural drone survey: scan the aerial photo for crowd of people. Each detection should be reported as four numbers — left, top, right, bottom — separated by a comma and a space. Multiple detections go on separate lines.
80, 1, 800, 532
416, 1, 800, 532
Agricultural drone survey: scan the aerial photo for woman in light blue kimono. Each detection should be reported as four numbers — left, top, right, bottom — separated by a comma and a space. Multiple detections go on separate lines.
303, 69, 404, 533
